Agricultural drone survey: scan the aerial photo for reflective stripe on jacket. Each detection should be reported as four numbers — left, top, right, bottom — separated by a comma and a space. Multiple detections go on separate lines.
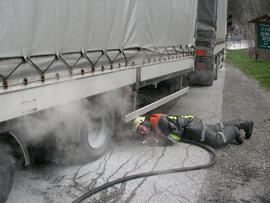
148, 114, 183, 143
148, 114, 205, 144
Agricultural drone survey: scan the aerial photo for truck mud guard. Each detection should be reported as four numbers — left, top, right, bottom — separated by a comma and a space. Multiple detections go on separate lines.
0, 127, 30, 167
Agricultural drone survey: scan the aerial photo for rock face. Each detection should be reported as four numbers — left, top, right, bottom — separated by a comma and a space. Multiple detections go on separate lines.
228, 0, 270, 39
228, 0, 270, 59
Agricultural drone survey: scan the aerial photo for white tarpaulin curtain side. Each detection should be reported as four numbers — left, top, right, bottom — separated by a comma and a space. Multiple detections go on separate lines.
0, 0, 198, 58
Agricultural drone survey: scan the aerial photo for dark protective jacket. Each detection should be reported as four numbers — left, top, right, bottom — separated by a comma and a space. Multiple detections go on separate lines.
148, 114, 203, 144
148, 114, 240, 147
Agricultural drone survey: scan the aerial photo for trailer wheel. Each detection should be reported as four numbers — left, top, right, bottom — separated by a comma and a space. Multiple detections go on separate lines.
214, 63, 218, 81
0, 144, 14, 203
74, 106, 114, 163
205, 74, 214, 86
220, 53, 224, 69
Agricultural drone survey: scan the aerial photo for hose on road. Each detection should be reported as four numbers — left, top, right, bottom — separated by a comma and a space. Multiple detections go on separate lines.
73, 139, 216, 203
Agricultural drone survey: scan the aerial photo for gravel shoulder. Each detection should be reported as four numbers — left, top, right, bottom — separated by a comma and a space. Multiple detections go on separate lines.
199, 64, 270, 203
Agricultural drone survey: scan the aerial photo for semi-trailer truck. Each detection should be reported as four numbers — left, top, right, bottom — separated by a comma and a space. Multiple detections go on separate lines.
190, 0, 228, 86
0, 0, 198, 201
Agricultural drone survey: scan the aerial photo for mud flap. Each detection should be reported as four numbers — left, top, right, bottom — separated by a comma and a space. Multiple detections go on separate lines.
189, 57, 215, 86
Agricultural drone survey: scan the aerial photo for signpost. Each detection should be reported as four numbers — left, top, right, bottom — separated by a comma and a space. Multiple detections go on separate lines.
249, 15, 270, 60
257, 23, 270, 50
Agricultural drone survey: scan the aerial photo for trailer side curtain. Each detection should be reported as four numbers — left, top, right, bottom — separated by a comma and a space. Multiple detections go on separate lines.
0, 0, 198, 58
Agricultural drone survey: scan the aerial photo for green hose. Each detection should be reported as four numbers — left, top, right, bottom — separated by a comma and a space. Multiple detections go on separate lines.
73, 139, 216, 203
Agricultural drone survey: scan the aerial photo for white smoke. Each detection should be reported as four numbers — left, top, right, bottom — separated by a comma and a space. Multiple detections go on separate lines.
12, 87, 133, 165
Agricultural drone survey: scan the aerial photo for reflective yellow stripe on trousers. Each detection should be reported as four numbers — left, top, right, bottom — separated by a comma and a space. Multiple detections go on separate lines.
181, 115, 195, 119
168, 133, 181, 141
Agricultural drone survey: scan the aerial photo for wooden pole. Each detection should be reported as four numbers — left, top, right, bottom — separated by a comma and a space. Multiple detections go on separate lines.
255, 23, 259, 61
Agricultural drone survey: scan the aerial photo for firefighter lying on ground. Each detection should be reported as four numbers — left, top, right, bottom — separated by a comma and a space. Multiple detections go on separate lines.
132, 114, 254, 147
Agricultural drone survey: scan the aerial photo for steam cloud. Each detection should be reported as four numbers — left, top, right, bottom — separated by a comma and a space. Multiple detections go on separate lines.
12, 87, 133, 165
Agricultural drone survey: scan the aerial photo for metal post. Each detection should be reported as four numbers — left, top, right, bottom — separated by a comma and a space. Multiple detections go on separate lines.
179, 75, 184, 90
133, 68, 141, 111
133, 90, 138, 111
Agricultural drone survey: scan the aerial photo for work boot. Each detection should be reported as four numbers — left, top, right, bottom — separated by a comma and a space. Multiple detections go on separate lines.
225, 120, 254, 139
239, 120, 254, 139
222, 125, 243, 145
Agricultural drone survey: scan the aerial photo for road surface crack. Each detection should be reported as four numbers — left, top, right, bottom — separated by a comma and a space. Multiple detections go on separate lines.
124, 147, 167, 202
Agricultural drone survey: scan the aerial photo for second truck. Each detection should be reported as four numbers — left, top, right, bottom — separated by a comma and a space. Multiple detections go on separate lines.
190, 0, 228, 86
0, 0, 198, 202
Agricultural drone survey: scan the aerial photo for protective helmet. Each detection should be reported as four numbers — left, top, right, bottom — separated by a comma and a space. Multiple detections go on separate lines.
132, 117, 146, 132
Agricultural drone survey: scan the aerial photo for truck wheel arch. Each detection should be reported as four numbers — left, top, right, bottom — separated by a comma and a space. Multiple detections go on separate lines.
0, 129, 30, 167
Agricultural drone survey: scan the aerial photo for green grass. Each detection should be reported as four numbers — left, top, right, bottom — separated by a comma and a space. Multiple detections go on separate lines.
226, 49, 270, 91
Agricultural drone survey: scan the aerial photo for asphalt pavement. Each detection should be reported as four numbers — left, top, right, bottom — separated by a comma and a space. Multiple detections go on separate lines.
7, 67, 226, 203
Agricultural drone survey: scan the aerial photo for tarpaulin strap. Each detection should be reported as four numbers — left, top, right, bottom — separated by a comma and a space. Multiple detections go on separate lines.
4, 60, 25, 79
58, 55, 73, 71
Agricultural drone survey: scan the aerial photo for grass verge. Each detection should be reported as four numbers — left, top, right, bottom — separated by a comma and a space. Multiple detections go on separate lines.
226, 49, 270, 91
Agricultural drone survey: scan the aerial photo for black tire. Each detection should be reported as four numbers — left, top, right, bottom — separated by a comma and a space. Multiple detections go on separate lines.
205, 75, 214, 86
214, 63, 218, 81
65, 103, 114, 164
0, 144, 14, 203
213, 54, 219, 81
219, 52, 224, 69
220, 61, 224, 69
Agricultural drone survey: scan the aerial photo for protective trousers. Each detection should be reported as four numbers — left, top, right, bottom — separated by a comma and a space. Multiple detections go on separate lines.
203, 122, 241, 147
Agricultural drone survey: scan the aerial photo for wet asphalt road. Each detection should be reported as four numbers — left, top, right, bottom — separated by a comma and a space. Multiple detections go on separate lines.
7, 68, 225, 203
